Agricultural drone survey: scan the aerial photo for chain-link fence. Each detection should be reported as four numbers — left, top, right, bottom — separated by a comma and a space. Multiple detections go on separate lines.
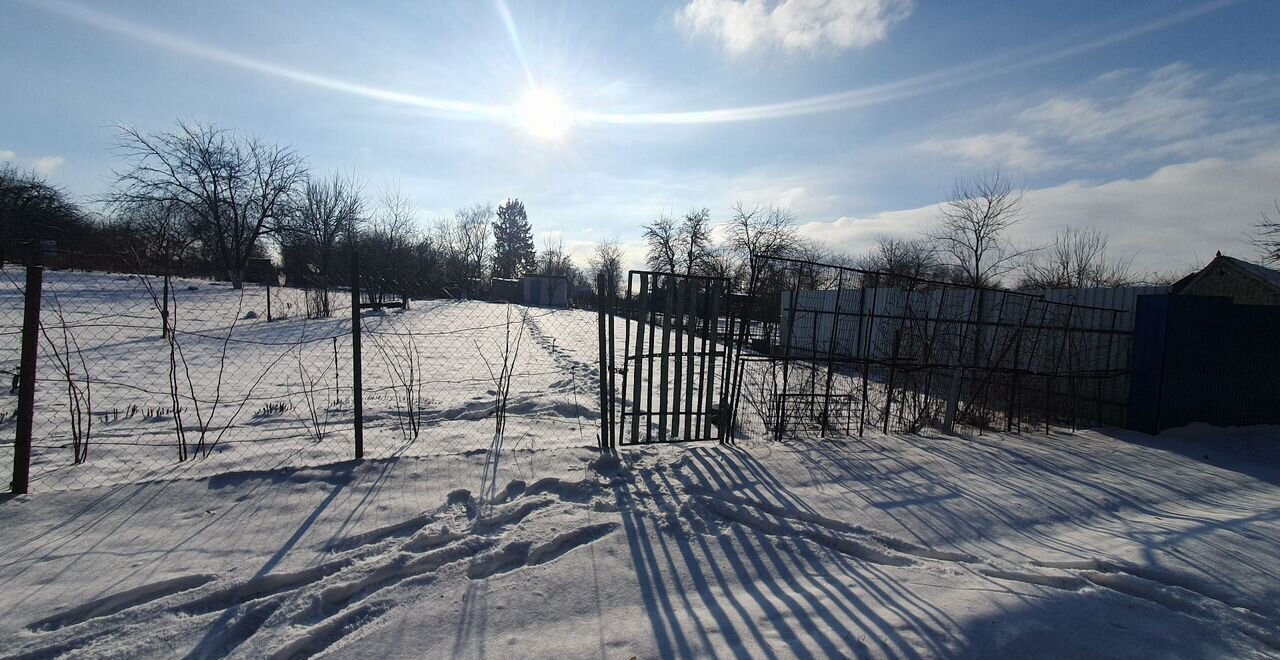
356, 278, 602, 460
2, 264, 602, 494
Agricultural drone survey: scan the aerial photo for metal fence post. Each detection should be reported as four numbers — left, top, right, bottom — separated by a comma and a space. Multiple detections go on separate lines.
11, 263, 43, 494
596, 273, 610, 450
351, 245, 364, 459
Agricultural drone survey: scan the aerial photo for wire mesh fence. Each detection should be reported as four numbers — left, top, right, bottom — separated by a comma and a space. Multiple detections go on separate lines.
0, 265, 357, 492
1, 262, 604, 494
356, 275, 601, 460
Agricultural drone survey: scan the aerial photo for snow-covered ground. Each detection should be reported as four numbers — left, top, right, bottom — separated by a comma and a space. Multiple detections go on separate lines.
3, 269, 1279, 657
2, 424, 1278, 658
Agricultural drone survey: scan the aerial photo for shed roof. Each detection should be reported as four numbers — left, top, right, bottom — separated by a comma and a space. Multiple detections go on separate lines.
1172, 253, 1280, 294
1225, 255, 1280, 289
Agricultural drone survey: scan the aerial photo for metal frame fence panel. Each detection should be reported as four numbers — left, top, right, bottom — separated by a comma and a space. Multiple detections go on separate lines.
734, 256, 1135, 439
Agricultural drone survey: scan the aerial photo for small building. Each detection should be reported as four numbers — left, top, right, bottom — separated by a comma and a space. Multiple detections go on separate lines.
1172, 252, 1280, 306
490, 278, 522, 304
523, 274, 571, 307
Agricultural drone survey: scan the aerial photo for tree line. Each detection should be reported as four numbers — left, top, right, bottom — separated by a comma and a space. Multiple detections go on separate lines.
6, 121, 1273, 308
631, 170, 1183, 298
1, 121, 588, 312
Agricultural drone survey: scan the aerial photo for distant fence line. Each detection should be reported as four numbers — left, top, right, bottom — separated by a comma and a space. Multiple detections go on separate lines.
5, 249, 1159, 495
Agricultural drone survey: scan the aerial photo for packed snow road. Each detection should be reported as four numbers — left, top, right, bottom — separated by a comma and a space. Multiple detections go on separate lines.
1, 425, 1278, 658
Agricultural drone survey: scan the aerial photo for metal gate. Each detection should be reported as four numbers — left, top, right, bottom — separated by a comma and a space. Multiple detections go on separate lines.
596, 271, 741, 447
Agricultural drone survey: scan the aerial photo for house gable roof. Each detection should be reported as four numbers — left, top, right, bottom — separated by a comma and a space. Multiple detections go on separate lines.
1172, 253, 1280, 295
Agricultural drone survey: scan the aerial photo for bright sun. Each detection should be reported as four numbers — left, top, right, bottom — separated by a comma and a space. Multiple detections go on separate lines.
516, 89, 572, 141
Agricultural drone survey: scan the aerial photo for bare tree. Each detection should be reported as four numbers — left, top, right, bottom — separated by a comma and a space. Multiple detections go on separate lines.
115, 198, 198, 336
856, 236, 942, 287
680, 207, 714, 276
1019, 226, 1135, 289
117, 198, 197, 271
477, 306, 529, 441
361, 185, 419, 305
929, 170, 1029, 288
642, 208, 715, 276
110, 121, 307, 288
642, 213, 680, 273
283, 172, 364, 316
588, 237, 625, 297
726, 202, 800, 294
537, 234, 578, 279
1, 164, 85, 265
454, 203, 493, 283
699, 245, 738, 284
373, 185, 416, 243
1255, 200, 1280, 264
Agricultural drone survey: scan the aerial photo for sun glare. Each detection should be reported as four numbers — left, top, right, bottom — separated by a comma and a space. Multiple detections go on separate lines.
516, 89, 572, 140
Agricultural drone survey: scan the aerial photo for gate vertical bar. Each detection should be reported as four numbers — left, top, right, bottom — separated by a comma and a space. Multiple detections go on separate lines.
694, 284, 710, 439
704, 281, 721, 441
630, 273, 648, 443
606, 276, 618, 448
617, 274, 632, 445
670, 278, 683, 439
645, 278, 658, 442
684, 279, 698, 437
11, 263, 43, 495
1006, 297, 1033, 432
884, 284, 916, 433
1024, 301, 1051, 433
657, 277, 674, 441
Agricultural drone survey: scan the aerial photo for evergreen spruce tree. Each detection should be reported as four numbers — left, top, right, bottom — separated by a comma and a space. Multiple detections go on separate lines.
492, 198, 537, 278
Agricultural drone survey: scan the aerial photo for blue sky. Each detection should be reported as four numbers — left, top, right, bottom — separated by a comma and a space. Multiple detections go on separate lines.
3, 0, 1279, 273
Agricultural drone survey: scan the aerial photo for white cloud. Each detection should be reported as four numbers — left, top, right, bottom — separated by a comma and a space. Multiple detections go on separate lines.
800, 148, 1280, 276
1020, 63, 1214, 145
676, 0, 913, 56
916, 131, 1062, 172
916, 64, 1279, 174
31, 156, 66, 176
0, 150, 67, 177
